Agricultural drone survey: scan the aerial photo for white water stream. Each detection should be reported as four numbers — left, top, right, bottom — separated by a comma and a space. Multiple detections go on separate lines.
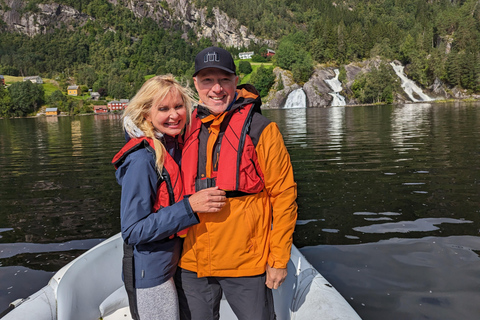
390, 62, 434, 102
284, 88, 307, 108
324, 69, 346, 107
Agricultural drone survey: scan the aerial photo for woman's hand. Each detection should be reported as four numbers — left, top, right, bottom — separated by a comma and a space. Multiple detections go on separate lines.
188, 186, 226, 213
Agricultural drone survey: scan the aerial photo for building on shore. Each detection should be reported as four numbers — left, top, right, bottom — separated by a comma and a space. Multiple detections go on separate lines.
68, 85, 80, 96
90, 92, 101, 100
108, 99, 129, 111
239, 51, 254, 59
266, 49, 275, 57
46, 108, 60, 116
94, 105, 108, 114
23, 76, 43, 84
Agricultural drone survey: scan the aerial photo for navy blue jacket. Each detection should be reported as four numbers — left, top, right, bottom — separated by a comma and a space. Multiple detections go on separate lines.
115, 136, 199, 288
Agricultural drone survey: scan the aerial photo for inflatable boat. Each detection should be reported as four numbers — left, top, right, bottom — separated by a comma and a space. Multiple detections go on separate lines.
1, 233, 361, 320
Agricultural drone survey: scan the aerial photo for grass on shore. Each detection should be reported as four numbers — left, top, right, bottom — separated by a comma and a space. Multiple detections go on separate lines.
3, 76, 99, 101
235, 59, 273, 85
4, 76, 59, 97
3, 75, 23, 84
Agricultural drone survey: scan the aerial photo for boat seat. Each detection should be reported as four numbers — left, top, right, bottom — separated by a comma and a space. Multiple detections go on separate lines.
99, 286, 130, 319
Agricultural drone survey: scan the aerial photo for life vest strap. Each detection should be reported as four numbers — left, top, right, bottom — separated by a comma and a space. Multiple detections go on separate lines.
195, 177, 217, 191
194, 177, 253, 198
122, 243, 140, 320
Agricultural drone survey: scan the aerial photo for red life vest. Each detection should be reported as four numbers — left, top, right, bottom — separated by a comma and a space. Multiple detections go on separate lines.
112, 137, 188, 237
182, 104, 265, 196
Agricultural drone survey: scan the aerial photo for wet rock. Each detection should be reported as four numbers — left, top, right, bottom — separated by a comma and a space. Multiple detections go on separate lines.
303, 68, 336, 107
263, 68, 299, 109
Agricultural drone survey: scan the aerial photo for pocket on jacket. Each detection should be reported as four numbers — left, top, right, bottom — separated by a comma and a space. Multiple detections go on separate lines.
244, 206, 259, 256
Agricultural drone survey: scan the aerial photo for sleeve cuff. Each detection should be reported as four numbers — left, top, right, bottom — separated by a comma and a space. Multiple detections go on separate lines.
182, 198, 199, 223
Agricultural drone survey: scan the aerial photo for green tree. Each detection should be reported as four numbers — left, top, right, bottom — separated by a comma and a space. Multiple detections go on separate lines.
77, 65, 98, 88
291, 53, 314, 84
47, 90, 67, 110
370, 38, 394, 59
0, 85, 11, 117
275, 35, 314, 83
425, 49, 445, 83
352, 62, 399, 104
238, 61, 252, 74
445, 50, 462, 87
251, 54, 267, 63
8, 81, 45, 117
250, 65, 275, 97
399, 34, 416, 64
107, 76, 127, 99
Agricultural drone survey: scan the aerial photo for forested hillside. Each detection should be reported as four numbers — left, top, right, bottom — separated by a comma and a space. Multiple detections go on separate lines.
1, 0, 480, 116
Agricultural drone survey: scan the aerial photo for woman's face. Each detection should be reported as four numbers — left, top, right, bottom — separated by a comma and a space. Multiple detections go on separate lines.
145, 89, 187, 137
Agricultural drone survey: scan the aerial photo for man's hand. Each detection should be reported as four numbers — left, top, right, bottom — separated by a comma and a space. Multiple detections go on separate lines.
265, 264, 287, 289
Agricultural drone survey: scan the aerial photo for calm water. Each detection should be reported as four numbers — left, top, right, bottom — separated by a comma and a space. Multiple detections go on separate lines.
1, 103, 480, 319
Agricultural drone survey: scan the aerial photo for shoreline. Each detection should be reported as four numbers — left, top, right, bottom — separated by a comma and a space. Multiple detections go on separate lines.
2, 99, 479, 119
262, 97, 480, 109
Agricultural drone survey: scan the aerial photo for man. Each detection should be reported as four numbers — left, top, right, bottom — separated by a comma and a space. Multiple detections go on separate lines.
176, 46, 298, 320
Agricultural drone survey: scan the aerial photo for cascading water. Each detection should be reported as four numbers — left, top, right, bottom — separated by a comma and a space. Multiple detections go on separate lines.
325, 69, 346, 107
283, 88, 307, 108
390, 62, 434, 102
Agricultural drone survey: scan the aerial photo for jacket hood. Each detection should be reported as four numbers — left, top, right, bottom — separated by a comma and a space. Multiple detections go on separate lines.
123, 115, 164, 140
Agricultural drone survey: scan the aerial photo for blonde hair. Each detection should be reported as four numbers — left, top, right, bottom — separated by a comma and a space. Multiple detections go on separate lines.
123, 74, 194, 173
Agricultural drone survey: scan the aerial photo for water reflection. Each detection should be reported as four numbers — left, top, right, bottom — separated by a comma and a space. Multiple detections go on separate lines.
0, 116, 124, 247
71, 119, 83, 158
1, 104, 480, 319
391, 103, 432, 152
353, 217, 472, 233
327, 106, 345, 150
265, 103, 480, 318
281, 107, 307, 138
301, 236, 480, 320
0, 115, 125, 310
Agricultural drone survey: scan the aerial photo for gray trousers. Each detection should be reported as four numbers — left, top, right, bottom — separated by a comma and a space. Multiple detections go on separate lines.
175, 268, 275, 320
136, 277, 180, 320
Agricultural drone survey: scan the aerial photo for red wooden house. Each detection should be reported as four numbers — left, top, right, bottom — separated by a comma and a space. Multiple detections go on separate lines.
94, 105, 108, 114
108, 99, 129, 111
266, 49, 275, 57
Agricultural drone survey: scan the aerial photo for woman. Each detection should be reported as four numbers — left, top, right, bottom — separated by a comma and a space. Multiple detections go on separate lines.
112, 75, 226, 320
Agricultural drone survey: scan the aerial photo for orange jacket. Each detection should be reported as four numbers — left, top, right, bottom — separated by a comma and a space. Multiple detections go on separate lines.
179, 87, 297, 277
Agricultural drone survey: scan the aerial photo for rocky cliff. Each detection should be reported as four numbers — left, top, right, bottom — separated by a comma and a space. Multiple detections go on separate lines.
115, 0, 272, 48
0, 0, 90, 36
0, 0, 272, 48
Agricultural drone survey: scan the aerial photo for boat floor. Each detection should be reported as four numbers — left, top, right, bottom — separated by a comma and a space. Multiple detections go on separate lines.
103, 299, 237, 319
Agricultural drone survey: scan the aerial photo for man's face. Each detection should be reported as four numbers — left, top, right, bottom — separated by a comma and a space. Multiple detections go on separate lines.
193, 68, 239, 115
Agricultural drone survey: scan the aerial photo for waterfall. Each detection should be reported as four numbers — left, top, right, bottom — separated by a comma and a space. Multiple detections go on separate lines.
390, 62, 434, 102
284, 88, 307, 109
325, 69, 346, 107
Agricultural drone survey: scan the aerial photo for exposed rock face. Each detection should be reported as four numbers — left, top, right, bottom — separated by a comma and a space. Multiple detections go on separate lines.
264, 67, 340, 108
431, 77, 446, 96
264, 68, 299, 108
265, 59, 387, 108
303, 68, 337, 107
0, 0, 272, 48
344, 59, 382, 85
0, 0, 90, 36
117, 0, 273, 48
